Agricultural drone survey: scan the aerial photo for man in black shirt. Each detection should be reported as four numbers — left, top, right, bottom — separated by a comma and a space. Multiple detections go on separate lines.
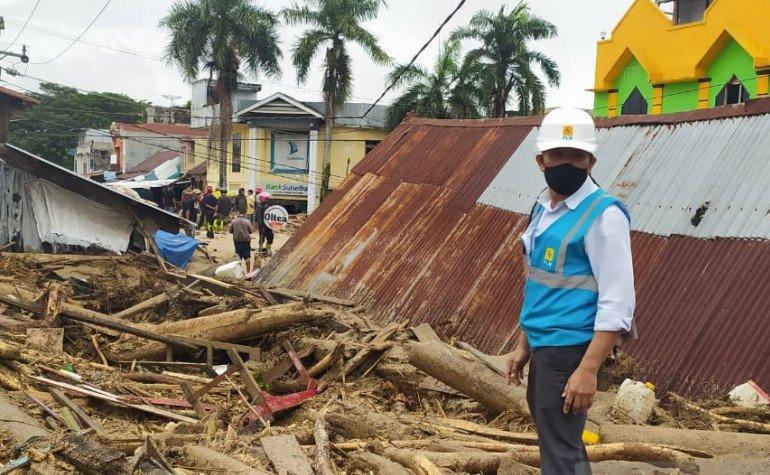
201, 187, 218, 239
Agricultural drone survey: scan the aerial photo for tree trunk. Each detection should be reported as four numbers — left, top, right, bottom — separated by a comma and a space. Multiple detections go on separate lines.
217, 77, 233, 189
185, 445, 270, 474
405, 341, 525, 416
600, 423, 770, 456
320, 92, 334, 201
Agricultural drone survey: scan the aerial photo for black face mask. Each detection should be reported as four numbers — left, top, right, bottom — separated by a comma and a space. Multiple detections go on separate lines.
544, 163, 588, 196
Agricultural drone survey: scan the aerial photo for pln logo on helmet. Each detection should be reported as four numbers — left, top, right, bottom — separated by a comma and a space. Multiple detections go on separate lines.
562, 125, 574, 140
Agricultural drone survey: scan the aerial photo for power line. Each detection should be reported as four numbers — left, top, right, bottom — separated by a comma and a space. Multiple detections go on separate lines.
1, 0, 41, 49
0, 65, 388, 122
362, 0, 467, 119
0, 16, 388, 104
32, 0, 113, 65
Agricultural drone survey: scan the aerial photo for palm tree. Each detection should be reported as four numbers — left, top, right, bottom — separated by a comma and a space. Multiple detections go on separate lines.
282, 0, 390, 199
385, 39, 483, 129
161, 0, 282, 188
452, 4, 560, 117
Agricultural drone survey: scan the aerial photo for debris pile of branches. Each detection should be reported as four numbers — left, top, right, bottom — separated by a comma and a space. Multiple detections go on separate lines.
0, 251, 767, 473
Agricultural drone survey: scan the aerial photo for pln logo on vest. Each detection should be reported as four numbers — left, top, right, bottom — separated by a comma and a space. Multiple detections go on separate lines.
562, 125, 574, 141
543, 247, 556, 267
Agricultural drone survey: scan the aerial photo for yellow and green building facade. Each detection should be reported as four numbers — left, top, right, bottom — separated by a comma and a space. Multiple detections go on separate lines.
593, 0, 770, 117
198, 93, 388, 212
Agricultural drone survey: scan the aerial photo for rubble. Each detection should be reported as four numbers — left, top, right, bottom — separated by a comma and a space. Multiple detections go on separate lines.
0, 249, 767, 473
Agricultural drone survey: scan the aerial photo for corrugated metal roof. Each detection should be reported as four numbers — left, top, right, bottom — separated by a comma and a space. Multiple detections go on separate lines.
479, 115, 770, 239
262, 108, 770, 398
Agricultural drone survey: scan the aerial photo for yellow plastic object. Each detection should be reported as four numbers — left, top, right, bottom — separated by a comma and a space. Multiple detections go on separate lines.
644, 381, 656, 391
582, 430, 601, 445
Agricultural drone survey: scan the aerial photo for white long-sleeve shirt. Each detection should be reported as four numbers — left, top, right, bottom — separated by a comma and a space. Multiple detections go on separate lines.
520, 177, 636, 333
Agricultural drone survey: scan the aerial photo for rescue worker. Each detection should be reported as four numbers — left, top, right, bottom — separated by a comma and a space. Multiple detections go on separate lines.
246, 189, 256, 223
201, 186, 218, 239
507, 107, 635, 475
255, 192, 274, 256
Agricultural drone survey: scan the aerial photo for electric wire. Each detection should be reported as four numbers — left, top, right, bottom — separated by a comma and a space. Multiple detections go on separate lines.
31, 0, 113, 65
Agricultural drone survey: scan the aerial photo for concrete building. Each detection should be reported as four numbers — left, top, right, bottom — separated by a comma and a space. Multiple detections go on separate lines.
145, 104, 190, 125
593, 0, 770, 117
110, 122, 208, 173
74, 129, 112, 175
190, 79, 261, 129
197, 93, 388, 212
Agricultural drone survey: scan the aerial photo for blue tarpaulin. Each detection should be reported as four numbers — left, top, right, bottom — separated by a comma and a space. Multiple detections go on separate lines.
154, 230, 198, 269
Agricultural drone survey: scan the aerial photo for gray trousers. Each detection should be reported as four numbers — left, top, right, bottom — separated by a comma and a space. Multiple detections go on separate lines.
527, 345, 592, 475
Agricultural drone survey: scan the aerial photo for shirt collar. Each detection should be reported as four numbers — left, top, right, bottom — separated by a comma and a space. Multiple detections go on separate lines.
536, 177, 598, 211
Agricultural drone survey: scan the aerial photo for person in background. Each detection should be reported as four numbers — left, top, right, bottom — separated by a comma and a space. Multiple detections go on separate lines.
215, 189, 232, 233
201, 186, 218, 239
180, 186, 194, 221
246, 189, 256, 223
228, 212, 255, 273
186, 189, 200, 224
162, 186, 176, 213
255, 192, 274, 256
234, 187, 247, 215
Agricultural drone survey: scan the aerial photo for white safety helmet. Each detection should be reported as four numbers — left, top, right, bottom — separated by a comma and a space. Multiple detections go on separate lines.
536, 107, 597, 155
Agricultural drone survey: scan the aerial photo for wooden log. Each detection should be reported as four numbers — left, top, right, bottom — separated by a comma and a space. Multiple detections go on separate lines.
420, 450, 501, 474
110, 287, 179, 320
184, 445, 271, 474
343, 321, 405, 376
586, 442, 698, 470
669, 392, 770, 434
313, 419, 334, 475
348, 452, 412, 475
405, 341, 525, 416
53, 433, 133, 475
600, 423, 770, 456
111, 303, 323, 361
378, 446, 443, 475
0, 340, 21, 360
324, 407, 416, 440
427, 417, 539, 444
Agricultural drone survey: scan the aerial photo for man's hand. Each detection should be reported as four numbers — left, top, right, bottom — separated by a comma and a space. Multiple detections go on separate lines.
562, 366, 597, 414
506, 343, 531, 386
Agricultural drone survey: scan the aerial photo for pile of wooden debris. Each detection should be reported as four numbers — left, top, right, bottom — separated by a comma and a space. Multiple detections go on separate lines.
0, 251, 768, 474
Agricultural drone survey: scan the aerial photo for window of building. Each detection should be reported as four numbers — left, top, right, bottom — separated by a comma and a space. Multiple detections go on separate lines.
715, 77, 749, 106
232, 134, 242, 173
621, 87, 648, 115
674, 0, 710, 25
365, 140, 381, 154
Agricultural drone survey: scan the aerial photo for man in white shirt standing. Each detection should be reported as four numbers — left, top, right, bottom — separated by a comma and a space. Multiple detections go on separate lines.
507, 107, 636, 475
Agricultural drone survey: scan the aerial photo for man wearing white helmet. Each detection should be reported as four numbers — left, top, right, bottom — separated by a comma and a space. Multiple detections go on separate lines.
507, 107, 635, 474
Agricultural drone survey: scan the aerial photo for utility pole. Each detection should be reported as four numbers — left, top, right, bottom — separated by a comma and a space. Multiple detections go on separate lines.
0, 18, 30, 64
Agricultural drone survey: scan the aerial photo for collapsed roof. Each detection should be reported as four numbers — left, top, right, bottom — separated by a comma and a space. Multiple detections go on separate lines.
0, 143, 188, 253
260, 98, 770, 398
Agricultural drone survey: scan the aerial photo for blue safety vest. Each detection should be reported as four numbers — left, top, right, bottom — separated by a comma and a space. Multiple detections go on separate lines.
519, 188, 630, 348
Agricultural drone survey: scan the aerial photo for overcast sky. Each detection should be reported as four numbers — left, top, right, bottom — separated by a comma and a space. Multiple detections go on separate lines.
0, 0, 633, 110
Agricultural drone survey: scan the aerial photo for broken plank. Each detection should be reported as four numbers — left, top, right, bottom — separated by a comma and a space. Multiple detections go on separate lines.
411, 323, 441, 342
226, 349, 264, 405
31, 376, 198, 424
49, 388, 105, 436
263, 345, 315, 384
261, 435, 314, 475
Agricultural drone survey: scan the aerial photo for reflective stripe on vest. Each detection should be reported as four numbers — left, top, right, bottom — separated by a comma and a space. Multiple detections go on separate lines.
525, 191, 610, 290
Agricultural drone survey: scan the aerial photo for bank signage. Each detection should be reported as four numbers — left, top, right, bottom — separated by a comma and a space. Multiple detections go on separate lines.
264, 182, 308, 197
271, 133, 309, 173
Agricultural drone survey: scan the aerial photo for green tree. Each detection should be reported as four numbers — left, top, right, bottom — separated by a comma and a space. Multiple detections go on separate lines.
161, 0, 282, 188
385, 39, 483, 129
281, 0, 391, 199
8, 82, 146, 169
452, 4, 560, 117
